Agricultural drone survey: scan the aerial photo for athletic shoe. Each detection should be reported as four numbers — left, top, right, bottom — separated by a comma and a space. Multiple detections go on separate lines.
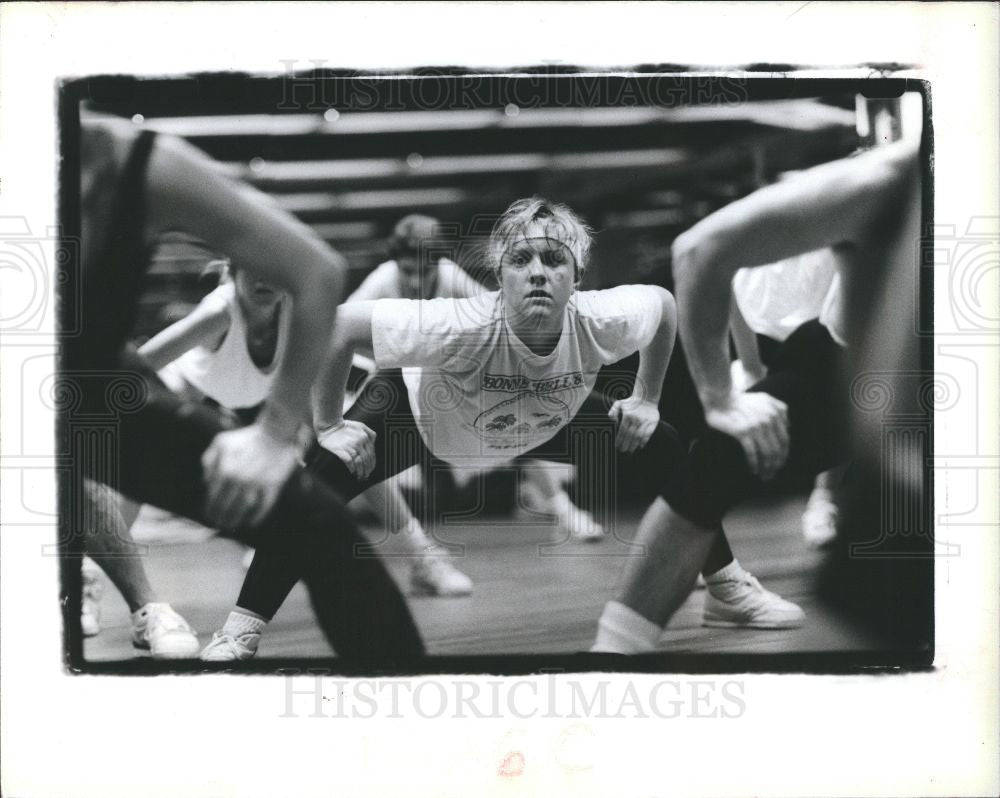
702, 572, 805, 629
81, 565, 102, 637
802, 487, 838, 549
520, 482, 605, 542
131, 603, 200, 659
556, 501, 605, 542
410, 549, 473, 597
199, 630, 261, 661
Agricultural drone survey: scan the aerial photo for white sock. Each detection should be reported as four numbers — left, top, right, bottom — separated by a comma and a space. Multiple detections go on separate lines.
591, 601, 662, 653
224, 609, 266, 637
704, 558, 746, 586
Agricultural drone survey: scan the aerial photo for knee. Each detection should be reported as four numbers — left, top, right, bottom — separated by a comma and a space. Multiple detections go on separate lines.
656, 430, 749, 529
647, 421, 685, 462
687, 430, 747, 480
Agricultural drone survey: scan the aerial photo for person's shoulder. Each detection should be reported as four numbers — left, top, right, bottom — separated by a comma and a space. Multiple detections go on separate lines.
572, 285, 655, 318
365, 260, 401, 287
349, 260, 400, 302
373, 259, 399, 276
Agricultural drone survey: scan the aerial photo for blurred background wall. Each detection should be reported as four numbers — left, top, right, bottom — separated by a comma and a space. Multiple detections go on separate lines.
80, 74, 866, 338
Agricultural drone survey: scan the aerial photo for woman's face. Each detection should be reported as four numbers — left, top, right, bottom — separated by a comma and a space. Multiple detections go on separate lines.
498, 221, 577, 329
234, 270, 281, 311
396, 255, 439, 300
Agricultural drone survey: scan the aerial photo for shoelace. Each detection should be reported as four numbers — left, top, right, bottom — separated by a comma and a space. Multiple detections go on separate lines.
210, 631, 257, 655
147, 608, 192, 634
738, 573, 782, 603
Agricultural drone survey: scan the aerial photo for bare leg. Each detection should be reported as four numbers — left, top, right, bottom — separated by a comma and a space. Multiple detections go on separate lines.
618, 498, 717, 626
590, 498, 716, 652
82, 481, 156, 613
595, 496, 805, 652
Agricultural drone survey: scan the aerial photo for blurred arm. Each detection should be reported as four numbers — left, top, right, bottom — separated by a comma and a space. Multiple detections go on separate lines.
673, 139, 918, 410
729, 293, 767, 385
145, 132, 347, 441
137, 294, 230, 371
312, 301, 377, 432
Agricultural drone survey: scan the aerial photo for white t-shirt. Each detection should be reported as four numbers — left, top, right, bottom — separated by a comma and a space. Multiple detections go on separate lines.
371, 286, 663, 467
348, 258, 482, 303
732, 248, 846, 346
160, 280, 289, 409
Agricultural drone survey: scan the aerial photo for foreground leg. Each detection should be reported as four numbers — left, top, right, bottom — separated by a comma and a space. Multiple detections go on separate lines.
99, 366, 423, 665
591, 421, 804, 653
81, 479, 199, 659
199, 469, 424, 664
593, 499, 715, 652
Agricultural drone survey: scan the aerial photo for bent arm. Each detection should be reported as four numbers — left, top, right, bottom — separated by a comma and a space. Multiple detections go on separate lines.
633, 287, 677, 403
729, 293, 766, 384
137, 295, 230, 371
673, 139, 918, 410
312, 301, 377, 432
144, 133, 347, 441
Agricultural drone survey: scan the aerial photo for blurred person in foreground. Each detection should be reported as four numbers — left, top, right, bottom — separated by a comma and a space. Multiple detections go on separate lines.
591, 137, 923, 653
69, 116, 423, 665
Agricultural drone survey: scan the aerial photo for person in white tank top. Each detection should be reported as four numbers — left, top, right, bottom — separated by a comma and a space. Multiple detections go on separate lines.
146, 261, 289, 420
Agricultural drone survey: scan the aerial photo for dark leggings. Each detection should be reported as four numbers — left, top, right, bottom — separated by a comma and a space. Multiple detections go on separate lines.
70, 352, 424, 665
238, 369, 736, 617
662, 320, 850, 529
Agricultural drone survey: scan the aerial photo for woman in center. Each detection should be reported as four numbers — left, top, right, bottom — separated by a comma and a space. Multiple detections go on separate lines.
210, 197, 801, 659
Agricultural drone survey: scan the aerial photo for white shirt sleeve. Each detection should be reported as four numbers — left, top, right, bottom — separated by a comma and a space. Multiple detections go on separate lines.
371, 295, 495, 370
575, 285, 665, 364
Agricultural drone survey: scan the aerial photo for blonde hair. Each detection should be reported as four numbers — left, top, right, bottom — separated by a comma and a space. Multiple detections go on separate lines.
489, 197, 593, 281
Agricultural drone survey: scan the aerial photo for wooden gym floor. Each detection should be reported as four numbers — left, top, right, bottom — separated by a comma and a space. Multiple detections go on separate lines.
84, 491, 883, 663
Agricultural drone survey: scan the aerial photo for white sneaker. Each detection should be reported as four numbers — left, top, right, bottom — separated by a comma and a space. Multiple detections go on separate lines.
131, 603, 200, 659
556, 501, 605, 542
703, 572, 805, 629
802, 488, 838, 549
520, 483, 605, 542
199, 630, 261, 661
410, 549, 473, 597
81, 565, 102, 638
